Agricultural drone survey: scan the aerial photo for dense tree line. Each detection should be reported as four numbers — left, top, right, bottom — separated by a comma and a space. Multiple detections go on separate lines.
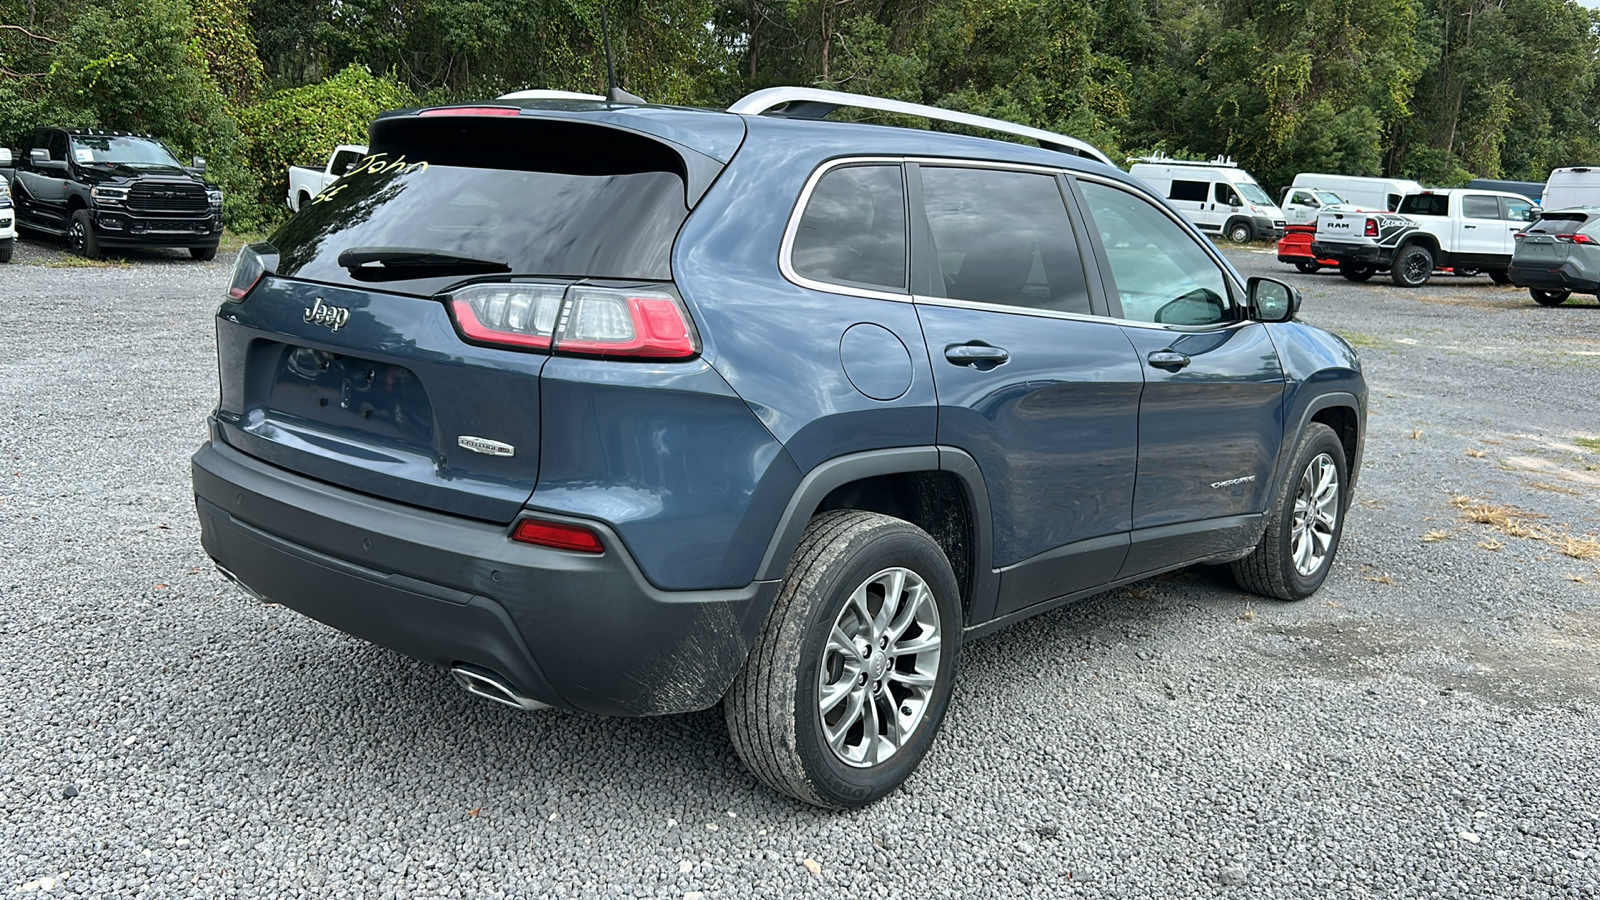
3, 0, 1597, 229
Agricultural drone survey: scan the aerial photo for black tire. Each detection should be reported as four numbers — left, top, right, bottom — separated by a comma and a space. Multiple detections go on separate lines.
1389, 244, 1433, 287
67, 208, 101, 259
1339, 262, 1375, 282
1226, 220, 1254, 244
725, 510, 961, 809
190, 245, 218, 261
1488, 269, 1512, 285
1531, 288, 1571, 307
1294, 261, 1320, 274
1231, 423, 1348, 601
1455, 267, 1481, 277
296, 191, 311, 211
0, 238, 12, 264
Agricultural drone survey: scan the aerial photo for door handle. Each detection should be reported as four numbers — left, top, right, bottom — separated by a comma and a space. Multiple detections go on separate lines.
944, 343, 1009, 369
1147, 349, 1191, 371
1464, 224, 1477, 229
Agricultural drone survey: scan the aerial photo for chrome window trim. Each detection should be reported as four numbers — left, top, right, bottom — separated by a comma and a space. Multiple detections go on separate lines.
779, 157, 1251, 334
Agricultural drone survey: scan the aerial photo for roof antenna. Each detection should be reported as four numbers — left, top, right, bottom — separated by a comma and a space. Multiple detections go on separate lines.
600, 6, 647, 105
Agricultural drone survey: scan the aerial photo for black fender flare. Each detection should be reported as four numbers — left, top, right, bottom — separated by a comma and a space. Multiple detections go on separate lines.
753, 446, 999, 623
1271, 390, 1365, 508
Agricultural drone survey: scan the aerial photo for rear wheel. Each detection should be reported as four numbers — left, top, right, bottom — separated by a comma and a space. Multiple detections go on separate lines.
0, 238, 12, 263
1488, 269, 1512, 285
1531, 288, 1571, 306
1294, 261, 1320, 274
1232, 423, 1348, 601
1339, 262, 1375, 282
725, 510, 961, 808
1389, 244, 1434, 287
1226, 221, 1254, 244
67, 209, 101, 259
296, 191, 311, 211
190, 246, 217, 261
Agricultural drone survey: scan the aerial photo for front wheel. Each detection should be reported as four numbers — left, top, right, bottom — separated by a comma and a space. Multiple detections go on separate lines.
1339, 262, 1375, 282
1531, 288, 1571, 307
0, 238, 12, 263
1488, 269, 1512, 285
67, 209, 101, 259
1294, 261, 1320, 274
1389, 244, 1434, 287
1226, 221, 1254, 244
1231, 423, 1348, 601
725, 510, 961, 808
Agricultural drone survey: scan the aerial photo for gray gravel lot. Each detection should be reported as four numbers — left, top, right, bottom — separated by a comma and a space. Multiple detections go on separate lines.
2, 233, 1598, 898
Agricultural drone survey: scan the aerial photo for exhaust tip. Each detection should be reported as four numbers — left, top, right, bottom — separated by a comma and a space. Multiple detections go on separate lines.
215, 564, 271, 603
450, 664, 551, 712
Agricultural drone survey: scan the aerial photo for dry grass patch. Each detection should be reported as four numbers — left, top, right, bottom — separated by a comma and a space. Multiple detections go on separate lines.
1477, 539, 1505, 551
1421, 530, 1451, 543
1575, 437, 1600, 454
1450, 494, 1600, 560
1465, 448, 1487, 458
1529, 481, 1582, 495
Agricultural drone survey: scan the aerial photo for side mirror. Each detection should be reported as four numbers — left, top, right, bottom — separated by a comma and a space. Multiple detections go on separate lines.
1528, 206, 1542, 221
1248, 276, 1298, 323
29, 148, 48, 165
191, 156, 207, 174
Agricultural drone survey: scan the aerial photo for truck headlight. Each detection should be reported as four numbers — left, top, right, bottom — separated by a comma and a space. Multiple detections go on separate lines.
91, 185, 128, 206
207, 189, 223, 208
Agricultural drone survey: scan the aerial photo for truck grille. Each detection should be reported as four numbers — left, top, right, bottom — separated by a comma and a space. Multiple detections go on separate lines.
128, 182, 207, 214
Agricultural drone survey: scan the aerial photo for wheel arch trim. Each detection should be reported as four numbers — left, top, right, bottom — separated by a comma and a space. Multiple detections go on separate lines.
753, 446, 999, 621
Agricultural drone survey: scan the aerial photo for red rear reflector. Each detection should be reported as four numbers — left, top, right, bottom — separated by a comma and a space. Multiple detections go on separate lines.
419, 107, 520, 117
512, 519, 605, 553
1364, 218, 1378, 237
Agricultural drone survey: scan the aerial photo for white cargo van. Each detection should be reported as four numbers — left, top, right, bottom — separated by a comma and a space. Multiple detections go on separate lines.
1542, 167, 1600, 210
1128, 157, 1286, 243
1289, 173, 1423, 214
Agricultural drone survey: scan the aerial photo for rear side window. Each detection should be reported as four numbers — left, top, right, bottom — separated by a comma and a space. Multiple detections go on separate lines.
1399, 194, 1449, 216
271, 118, 693, 292
790, 165, 907, 291
920, 167, 1090, 315
1461, 195, 1501, 219
1169, 180, 1208, 202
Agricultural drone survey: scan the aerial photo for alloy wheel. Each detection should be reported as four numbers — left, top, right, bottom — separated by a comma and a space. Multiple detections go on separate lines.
817, 567, 942, 768
1291, 452, 1340, 576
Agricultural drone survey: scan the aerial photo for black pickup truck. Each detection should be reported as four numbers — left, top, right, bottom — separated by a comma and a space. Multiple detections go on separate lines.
0, 127, 222, 259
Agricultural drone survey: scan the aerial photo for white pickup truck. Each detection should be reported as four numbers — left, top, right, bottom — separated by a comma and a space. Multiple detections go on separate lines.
286, 144, 368, 212
1310, 188, 1536, 287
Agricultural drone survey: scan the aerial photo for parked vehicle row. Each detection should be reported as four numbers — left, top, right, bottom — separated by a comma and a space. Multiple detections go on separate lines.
1128, 157, 1286, 243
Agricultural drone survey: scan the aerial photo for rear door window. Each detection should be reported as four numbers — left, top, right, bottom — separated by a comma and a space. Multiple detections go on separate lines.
1461, 195, 1501, 220
789, 164, 907, 291
919, 166, 1091, 315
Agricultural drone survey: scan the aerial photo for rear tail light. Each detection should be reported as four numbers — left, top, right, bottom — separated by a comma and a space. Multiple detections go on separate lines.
1557, 233, 1596, 244
511, 518, 604, 553
447, 283, 699, 360
227, 243, 277, 301
1364, 218, 1378, 237
450, 284, 565, 349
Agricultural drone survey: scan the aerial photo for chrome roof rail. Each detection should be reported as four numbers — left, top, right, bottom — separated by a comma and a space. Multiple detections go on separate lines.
727, 87, 1114, 167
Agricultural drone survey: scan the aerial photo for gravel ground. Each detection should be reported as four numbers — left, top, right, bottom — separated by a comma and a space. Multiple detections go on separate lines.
1, 233, 1598, 898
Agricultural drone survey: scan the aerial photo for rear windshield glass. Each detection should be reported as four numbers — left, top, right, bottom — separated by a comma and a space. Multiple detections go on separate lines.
271, 119, 690, 292
1398, 194, 1449, 216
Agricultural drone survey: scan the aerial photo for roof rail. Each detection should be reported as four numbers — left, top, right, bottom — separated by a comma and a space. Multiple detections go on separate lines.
727, 87, 1113, 167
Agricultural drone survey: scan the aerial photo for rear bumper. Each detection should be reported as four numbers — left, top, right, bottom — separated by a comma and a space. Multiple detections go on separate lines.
191, 434, 780, 716
1311, 241, 1392, 268
1509, 262, 1600, 293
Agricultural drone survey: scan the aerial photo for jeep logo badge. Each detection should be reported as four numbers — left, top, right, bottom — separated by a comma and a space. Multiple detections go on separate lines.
303, 297, 351, 332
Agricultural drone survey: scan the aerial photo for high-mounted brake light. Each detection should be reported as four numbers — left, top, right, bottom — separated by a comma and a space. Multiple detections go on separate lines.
227, 244, 276, 301
1364, 218, 1378, 237
512, 518, 605, 553
446, 283, 699, 360
418, 107, 520, 117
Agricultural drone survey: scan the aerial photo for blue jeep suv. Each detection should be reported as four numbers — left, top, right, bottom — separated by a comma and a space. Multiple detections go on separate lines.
192, 88, 1365, 808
